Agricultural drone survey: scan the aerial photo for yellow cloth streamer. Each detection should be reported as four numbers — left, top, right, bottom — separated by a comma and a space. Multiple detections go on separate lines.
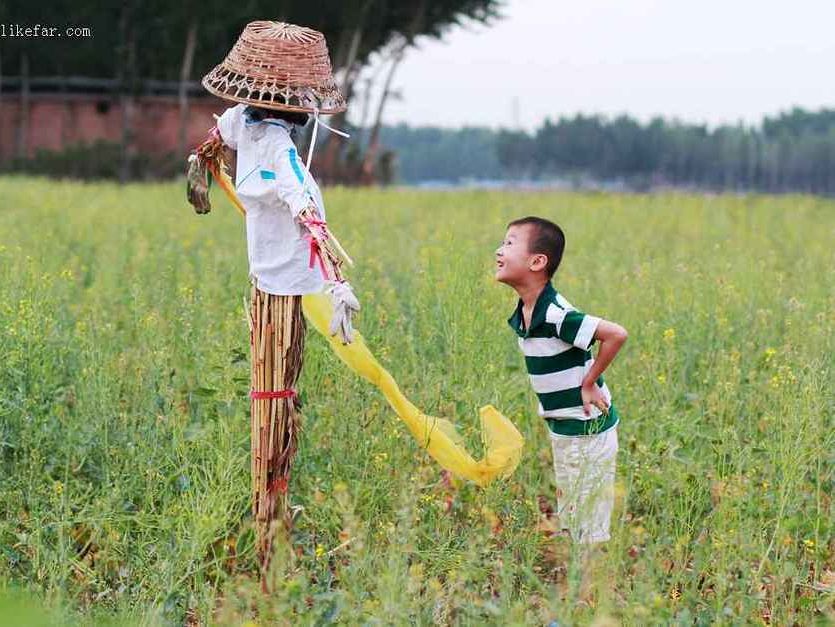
208, 154, 246, 217
301, 292, 524, 486
209, 173, 525, 485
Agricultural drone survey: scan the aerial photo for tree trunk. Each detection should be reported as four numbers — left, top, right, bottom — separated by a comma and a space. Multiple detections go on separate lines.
360, 39, 407, 184
0, 47, 4, 161
119, 1, 138, 183
16, 53, 30, 159
61, 73, 71, 152
178, 19, 198, 159
359, 0, 426, 184
317, 0, 375, 183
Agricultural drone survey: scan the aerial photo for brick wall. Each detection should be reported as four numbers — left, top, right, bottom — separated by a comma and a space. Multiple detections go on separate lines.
0, 93, 229, 161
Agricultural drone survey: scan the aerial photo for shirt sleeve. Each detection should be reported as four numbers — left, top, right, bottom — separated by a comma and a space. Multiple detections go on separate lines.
215, 104, 245, 150
274, 146, 318, 218
553, 307, 602, 351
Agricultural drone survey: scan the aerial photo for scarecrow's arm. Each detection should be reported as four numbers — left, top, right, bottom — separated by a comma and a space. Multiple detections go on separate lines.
296, 204, 354, 283
186, 125, 245, 216
272, 148, 354, 283
295, 204, 360, 343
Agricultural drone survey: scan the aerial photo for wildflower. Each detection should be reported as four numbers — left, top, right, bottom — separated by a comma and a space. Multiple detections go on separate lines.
315, 544, 325, 558
657, 374, 667, 384
663, 328, 676, 341
53, 481, 64, 496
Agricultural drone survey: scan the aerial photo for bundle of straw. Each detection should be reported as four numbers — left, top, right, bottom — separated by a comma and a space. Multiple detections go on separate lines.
186, 130, 245, 217
247, 286, 306, 571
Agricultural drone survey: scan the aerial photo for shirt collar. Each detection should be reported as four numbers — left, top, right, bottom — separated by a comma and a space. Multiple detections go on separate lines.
507, 282, 556, 337
243, 106, 293, 132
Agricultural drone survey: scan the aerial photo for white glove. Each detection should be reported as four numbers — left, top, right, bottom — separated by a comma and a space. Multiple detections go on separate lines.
325, 281, 360, 344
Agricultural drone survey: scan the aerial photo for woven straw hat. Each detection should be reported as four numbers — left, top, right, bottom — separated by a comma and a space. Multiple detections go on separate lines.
202, 21, 346, 114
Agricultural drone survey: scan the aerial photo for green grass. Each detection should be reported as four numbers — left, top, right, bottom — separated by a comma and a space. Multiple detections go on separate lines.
0, 176, 833, 625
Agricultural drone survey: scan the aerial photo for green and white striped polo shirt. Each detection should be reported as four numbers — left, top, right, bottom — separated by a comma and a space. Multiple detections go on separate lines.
507, 282, 619, 436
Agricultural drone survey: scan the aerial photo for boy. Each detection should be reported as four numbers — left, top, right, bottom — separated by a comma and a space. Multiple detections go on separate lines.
495, 216, 627, 545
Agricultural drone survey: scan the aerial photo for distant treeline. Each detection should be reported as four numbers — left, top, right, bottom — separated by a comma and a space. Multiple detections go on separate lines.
378, 107, 835, 194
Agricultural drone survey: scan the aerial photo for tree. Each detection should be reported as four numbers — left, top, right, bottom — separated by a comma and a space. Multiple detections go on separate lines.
0, 1, 503, 181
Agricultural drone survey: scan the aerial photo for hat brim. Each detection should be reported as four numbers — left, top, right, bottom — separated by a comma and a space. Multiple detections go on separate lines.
201, 71, 347, 115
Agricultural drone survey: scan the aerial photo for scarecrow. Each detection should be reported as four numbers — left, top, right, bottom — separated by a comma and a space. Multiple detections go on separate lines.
187, 21, 357, 569
186, 20, 525, 576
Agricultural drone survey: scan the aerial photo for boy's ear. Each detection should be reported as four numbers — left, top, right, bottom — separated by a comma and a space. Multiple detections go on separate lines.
529, 253, 548, 273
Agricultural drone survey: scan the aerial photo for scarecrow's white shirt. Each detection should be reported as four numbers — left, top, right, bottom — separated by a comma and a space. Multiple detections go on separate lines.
216, 103, 327, 296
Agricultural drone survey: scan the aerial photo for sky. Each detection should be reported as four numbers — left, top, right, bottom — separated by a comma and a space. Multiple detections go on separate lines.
356, 0, 835, 131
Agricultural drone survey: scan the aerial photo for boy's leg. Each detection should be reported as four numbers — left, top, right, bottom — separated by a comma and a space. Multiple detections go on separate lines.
550, 427, 619, 601
550, 426, 618, 544
578, 426, 618, 545
550, 432, 581, 538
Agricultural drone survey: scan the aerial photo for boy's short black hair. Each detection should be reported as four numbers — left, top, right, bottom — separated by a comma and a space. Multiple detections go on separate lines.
245, 105, 310, 127
507, 216, 565, 278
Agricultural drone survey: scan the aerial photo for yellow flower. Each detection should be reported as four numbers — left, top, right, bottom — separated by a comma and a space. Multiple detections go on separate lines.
53, 481, 64, 496
315, 544, 325, 558
663, 328, 676, 341
657, 374, 667, 384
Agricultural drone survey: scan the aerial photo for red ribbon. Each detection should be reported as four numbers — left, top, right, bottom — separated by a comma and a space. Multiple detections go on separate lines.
270, 476, 289, 494
250, 389, 297, 400
305, 234, 328, 279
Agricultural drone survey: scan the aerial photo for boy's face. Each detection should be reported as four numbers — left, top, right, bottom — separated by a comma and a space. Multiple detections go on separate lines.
495, 224, 545, 286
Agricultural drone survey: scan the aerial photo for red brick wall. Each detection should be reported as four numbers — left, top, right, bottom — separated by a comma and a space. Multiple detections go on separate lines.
0, 93, 230, 161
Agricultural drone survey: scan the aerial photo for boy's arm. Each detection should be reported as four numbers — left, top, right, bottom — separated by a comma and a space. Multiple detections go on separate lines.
581, 319, 628, 416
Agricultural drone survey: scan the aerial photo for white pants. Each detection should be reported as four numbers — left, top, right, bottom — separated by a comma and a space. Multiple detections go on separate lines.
549, 426, 618, 544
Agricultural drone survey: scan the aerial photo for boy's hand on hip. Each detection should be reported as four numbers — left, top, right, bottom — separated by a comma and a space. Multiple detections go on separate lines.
581, 381, 609, 417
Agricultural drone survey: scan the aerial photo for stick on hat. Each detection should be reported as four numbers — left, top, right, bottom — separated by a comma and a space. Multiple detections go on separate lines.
202, 21, 347, 114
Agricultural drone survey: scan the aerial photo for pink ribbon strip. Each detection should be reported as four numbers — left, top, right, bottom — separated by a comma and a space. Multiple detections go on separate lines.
250, 389, 297, 400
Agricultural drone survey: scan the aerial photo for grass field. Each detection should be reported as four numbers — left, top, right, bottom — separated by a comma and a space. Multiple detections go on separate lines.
0, 176, 833, 625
